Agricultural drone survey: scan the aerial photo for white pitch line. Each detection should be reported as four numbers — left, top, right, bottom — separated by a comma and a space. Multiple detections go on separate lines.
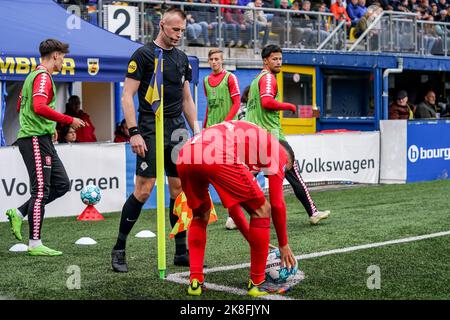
166, 274, 294, 300
166, 230, 450, 299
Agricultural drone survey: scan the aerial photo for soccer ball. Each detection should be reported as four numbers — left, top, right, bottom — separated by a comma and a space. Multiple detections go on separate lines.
265, 248, 298, 283
80, 184, 101, 205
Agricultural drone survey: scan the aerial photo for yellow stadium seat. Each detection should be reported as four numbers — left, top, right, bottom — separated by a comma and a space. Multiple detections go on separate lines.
349, 27, 357, 41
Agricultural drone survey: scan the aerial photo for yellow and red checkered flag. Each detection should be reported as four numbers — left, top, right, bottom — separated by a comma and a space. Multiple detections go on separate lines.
169, 191, 217, 239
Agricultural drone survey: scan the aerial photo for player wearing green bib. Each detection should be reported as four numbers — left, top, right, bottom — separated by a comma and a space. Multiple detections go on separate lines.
5, 39, 85, 256
246, 45, 330, 225
203, 48, 250, 233
203, 49, 240, 128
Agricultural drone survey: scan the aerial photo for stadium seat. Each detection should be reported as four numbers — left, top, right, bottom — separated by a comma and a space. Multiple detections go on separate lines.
349, 27, 357, 41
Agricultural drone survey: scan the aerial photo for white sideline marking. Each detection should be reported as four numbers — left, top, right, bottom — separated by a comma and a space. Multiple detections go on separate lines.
166, 274, 294, 300
166, 230, 450, 299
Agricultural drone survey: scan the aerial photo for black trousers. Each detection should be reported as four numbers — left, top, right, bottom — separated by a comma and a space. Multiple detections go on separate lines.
280, 139, 318, 217
16, 135, 70, 240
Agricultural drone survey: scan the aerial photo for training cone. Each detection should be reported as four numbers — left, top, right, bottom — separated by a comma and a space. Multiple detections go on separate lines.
9, 243, 28, 252
77, 204, 104, 221
135, 230, 156, 238
75, 237, 97, 245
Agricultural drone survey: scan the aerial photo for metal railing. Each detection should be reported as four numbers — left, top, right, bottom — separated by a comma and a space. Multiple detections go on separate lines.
56, 1, 450, 58
60, 0, 338, 54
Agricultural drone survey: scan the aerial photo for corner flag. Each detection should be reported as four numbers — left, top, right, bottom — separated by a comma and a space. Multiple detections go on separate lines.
145, 48, 166, 279
145, 48, 163, 115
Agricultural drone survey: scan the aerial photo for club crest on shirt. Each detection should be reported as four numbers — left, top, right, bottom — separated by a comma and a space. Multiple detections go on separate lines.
87, 58, 100, 76
140, 162, 148, 171
45, 156, 52, 166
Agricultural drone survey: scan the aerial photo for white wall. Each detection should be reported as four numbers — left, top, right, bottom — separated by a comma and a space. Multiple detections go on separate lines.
380, 120, 407, 184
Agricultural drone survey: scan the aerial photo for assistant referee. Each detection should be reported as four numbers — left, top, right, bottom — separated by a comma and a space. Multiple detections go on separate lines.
111, 7, 200, 272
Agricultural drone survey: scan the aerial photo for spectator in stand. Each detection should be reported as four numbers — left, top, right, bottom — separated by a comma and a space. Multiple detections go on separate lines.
290, 1, 315, 47
58, 125, 78, 143
290, 1, 306, 47
389, 90, 416, 120
226, 0, 253, 48
114, 119, 130, 143
415, 89, 440, 118
274, 0, 293, 7
355, 6, 378, 38
435, 10, 450, 49
272, 0, 291, 46
437, 0, 449, 12
262, 0, 275, 23
438, 8, 450, 22
331, 0, 352, 28
422, 16, 441, 55
64, 95, 97, 142
408, 0, 420, 12
315, 1, 330, 13
330, 0, 348, 8
186, 0, 210, 46
431, 3, 440, 20
191, 0, 217, 46
238, 0, 252, 6
358, 0, 368, 15
397, 0, 412, 12
304, 1, 330, 45
419, 0, 432, 18
244, 0, 271, 47
143, 3, 163, 43
222, 0, 245, 47
347, 0, 365, 26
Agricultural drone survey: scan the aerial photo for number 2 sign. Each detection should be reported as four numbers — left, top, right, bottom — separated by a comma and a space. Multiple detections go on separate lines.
104, 5, 139, 41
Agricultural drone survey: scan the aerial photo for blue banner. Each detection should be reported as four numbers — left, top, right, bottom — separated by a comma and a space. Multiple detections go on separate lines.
406, 120, 450, 182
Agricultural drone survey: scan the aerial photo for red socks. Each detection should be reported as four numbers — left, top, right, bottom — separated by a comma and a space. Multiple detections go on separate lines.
188, 218, 208, 283
228, 205, 250, 241
248, 217, 270, 285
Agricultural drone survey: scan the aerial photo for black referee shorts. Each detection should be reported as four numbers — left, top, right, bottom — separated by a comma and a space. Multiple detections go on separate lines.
136, 113, 189, 178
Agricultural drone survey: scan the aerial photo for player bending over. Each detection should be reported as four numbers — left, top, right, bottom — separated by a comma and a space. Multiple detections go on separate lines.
176, 120, 297, 297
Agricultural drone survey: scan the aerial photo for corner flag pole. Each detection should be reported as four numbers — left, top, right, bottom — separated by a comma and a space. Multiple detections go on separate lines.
156, 55, 166, 280
144, 48, 166, 279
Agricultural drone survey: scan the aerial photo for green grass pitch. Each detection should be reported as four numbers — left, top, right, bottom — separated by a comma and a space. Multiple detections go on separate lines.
1, 180, 449, 300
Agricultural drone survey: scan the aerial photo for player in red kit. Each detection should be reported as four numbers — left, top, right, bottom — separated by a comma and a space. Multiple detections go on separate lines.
176, 120, 297, 297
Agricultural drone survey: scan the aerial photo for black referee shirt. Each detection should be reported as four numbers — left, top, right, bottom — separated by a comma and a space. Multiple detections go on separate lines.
126, 42, 192, 118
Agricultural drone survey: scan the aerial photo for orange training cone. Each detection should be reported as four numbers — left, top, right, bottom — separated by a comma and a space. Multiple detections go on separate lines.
77, 204, 105, 221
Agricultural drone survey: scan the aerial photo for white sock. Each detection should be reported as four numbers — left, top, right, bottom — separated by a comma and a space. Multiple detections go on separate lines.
29, 240, 42, 248
312, 212, 318, 217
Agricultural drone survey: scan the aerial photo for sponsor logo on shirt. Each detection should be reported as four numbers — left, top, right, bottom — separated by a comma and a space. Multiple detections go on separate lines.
128, 60, 137, 74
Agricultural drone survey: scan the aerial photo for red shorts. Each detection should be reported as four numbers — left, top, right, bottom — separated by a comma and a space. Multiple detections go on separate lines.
177, 162, 266, 212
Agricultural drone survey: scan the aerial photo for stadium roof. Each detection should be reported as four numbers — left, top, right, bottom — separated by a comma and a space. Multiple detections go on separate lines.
0, 0, 199, 83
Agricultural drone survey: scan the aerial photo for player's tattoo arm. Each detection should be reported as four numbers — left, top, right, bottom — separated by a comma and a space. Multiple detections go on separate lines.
182, 81, 200, 134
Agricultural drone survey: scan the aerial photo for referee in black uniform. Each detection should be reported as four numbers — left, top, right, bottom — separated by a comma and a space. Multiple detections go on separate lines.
111, 7, 200, 272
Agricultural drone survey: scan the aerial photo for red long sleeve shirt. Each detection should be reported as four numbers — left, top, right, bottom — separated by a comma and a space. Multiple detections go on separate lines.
258, 72, 296, 112
17, 65, 73, 125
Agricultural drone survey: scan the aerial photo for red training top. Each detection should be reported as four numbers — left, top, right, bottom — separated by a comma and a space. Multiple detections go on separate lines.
17, 65, 73, 125
180, 120, 289, 246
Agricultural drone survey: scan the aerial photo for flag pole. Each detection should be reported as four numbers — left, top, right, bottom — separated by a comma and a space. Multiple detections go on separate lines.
155, 50, 166, 279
